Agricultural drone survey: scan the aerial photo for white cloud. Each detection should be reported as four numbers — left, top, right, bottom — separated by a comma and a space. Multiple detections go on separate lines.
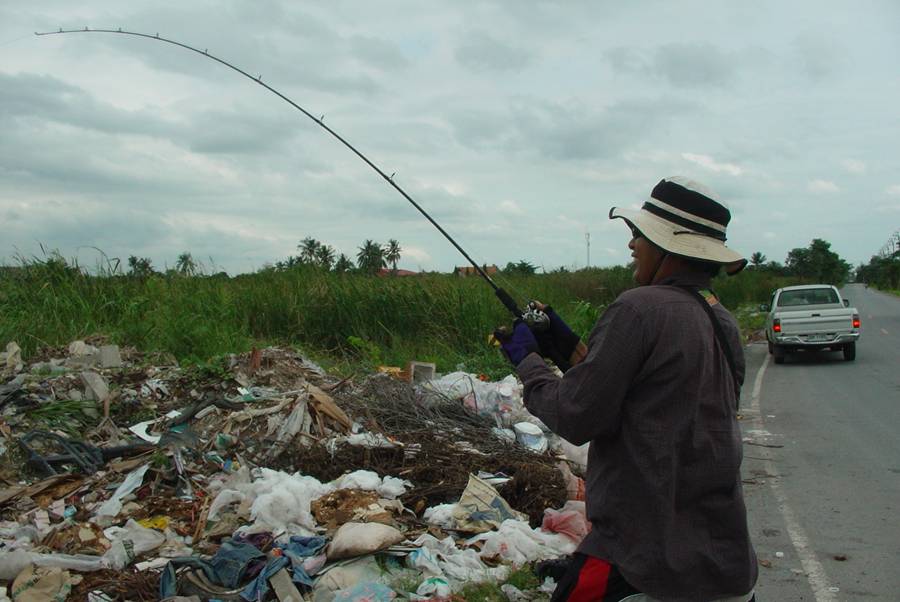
400, 246, 431, 265
763, 232, 776, 239
681, 153, 743, 176
841, 159, 866, 174
808, 179, 839, 193
499, 200, 523, 214
1, 2, 897, 272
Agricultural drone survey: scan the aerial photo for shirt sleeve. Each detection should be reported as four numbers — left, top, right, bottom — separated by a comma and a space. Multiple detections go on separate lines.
516, 300, 645, 446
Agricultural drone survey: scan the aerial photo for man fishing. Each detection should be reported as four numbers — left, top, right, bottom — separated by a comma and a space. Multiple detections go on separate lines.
36, 31, 758, 598
497, 177, 758, 602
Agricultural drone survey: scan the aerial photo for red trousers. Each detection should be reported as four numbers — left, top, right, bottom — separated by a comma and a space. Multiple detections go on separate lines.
550, 554, 640, 602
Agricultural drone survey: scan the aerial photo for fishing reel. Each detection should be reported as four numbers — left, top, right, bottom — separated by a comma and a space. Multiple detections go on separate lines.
522, 301, 550, 332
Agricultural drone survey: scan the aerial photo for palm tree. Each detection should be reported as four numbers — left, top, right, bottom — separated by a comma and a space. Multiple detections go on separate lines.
356, 239, 386, 274
384, 239, 402, 274
315, 244, 336, 270
128, 255, 154, 277
749, 251, 767, 269
176, 252, 197, 276
298, 237, 321, 264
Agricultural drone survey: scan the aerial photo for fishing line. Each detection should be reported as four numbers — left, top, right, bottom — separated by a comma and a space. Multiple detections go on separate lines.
35, 27, 528, 319
0, 33, 34, 47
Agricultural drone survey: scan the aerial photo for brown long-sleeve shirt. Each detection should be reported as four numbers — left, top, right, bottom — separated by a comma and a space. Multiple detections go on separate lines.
517, 273, 757, 601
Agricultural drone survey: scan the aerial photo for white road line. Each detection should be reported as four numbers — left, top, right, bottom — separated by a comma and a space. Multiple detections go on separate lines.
881, 328, 889, 335
749, 354, 837, 602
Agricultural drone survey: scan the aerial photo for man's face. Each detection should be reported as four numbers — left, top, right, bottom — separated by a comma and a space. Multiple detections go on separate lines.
628, 224, 664, 285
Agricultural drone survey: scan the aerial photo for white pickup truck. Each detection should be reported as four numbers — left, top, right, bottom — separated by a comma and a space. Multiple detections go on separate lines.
764, 284, 861, 364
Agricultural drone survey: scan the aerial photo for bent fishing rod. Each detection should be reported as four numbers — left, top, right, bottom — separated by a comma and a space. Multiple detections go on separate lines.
36, 27, 540, 324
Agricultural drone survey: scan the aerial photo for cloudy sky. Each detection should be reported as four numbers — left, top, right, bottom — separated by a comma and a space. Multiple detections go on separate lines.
2, 1, 898, 274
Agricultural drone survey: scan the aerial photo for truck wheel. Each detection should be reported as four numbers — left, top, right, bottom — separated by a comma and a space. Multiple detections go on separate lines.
773, 345, 785, 364
843, 343, 856, 361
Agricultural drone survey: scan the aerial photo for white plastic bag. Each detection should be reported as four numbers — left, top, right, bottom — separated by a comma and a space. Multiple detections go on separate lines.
331, 470, 412, 500
426, 373, 521, 416
102, 519, 165, 570
422, 504, 457, 530
470, 519, 575, 565
95, 464, 150, 522
0, 550, 107, 578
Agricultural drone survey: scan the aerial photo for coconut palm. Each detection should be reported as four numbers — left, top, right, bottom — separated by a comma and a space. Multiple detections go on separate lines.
384, 239, 402, 274
315, 244, 336, 270
298, 237, 321, 264
749, 251, 767, 269
356, 239, 386, 274
176, 252, 197, 276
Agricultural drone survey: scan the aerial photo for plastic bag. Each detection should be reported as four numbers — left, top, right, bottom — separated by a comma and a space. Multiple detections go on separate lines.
0, 550, 107, 578
541, 501, 590, 544
415, 577, 451, 599
102, 519, 166, 570
95, 464, 150, 522
246, 469, 335, 534
426, 373, 521, 416
471, 519, 575, 565
422, 504, 457, 530
331, 471, 412, 500
409, 534, 510, 585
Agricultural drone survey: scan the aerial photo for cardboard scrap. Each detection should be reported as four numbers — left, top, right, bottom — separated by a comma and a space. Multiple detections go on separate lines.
11, 564, 73, 602
452, 473, 528, 533
0, 474, 81, 508
309, 385, 351, 431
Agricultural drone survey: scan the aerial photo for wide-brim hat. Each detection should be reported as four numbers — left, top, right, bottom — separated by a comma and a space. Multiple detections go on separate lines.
609, 176, 747, 275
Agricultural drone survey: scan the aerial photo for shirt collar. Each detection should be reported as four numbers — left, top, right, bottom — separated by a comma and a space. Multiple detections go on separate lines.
656, 272, 712, 289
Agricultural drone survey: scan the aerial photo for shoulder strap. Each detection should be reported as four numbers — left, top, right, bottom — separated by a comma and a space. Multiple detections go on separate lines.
674, 286, 741, 409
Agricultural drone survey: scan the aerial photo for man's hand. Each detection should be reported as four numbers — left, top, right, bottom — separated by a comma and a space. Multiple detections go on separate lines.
494, 320, 541, 366
531, 302, 588, 370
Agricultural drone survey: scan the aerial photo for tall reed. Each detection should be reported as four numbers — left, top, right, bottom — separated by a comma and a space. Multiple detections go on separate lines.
0, 258, 796, 375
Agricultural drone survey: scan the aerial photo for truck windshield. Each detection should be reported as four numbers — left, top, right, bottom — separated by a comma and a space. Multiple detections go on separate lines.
777, 288, 840, 307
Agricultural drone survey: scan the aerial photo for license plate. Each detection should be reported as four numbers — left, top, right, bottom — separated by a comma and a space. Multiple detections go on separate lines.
807, 334, 830, 342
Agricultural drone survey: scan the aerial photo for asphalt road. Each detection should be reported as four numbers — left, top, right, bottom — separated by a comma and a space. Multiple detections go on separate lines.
741, 283, 900, 600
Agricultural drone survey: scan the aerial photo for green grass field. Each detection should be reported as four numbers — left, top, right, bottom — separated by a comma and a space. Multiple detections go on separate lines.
0, 258, 796, 377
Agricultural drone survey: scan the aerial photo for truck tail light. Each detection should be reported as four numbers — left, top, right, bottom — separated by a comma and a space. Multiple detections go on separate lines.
773, 318, 781, 333
852, 314, 860, 328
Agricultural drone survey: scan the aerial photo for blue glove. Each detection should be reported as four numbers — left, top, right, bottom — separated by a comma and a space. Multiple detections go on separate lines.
542, 306, 581, 361
495, 320, 540, 366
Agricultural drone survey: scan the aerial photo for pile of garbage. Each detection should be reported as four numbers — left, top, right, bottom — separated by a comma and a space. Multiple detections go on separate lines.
0, 339, 589, 601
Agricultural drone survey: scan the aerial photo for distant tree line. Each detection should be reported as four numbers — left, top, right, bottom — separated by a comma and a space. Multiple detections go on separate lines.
856, 251, 900, 289
125, 252, 213, 278
746, 238, 852, 284
271, 237, 402, 275
19, 237, 872, 289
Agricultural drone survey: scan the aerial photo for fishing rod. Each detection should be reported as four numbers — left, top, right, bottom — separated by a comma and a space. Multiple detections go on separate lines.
35, 27, 538, 324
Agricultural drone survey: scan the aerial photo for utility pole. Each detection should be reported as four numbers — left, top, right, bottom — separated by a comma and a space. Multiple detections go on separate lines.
585, 230, 591, 268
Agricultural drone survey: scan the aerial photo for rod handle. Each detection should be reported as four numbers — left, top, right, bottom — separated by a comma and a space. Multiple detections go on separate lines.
494, 287, 522, 318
